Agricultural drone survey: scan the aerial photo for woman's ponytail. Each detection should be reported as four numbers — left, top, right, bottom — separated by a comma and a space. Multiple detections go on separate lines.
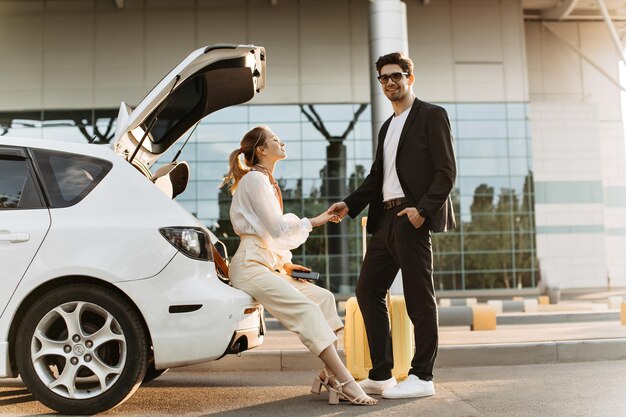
221, 148, 247, 194
220, 125, 269, 194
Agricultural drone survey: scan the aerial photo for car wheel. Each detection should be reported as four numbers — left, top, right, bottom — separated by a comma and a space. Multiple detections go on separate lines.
142, 360, 168, 383
15, 284, 148, 415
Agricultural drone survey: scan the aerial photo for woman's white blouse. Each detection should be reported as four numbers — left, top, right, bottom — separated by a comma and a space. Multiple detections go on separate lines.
230, 171, 312, 264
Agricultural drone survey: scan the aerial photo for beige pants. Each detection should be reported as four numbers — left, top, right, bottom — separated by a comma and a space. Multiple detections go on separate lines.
229, 236, 342, 356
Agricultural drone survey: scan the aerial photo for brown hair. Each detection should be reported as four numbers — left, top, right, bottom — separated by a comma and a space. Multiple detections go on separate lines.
375, 52, 414, 76
221, 126, 269, 194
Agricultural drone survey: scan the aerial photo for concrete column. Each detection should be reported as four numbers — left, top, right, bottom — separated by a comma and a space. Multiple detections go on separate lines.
368, 0, 408, 295
368, 0, 408, 150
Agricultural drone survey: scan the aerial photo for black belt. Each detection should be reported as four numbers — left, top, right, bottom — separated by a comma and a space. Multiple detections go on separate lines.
383, 197, 407, 209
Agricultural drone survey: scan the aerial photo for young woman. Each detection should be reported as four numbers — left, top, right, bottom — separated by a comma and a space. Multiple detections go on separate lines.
221, 126, 377, 406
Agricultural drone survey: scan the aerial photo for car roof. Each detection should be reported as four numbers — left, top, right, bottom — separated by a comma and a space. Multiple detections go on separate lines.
0, 136, 115, 160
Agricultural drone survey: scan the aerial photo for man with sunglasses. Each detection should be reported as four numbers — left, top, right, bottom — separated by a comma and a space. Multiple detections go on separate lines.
328, 52, 456, 399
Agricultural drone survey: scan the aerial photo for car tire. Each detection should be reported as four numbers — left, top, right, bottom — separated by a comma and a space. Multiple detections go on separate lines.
15, 284, 148, 415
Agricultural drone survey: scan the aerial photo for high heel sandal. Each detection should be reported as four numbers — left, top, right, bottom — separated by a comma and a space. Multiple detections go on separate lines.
328, 378, 378, 406
311, 369, 335, 395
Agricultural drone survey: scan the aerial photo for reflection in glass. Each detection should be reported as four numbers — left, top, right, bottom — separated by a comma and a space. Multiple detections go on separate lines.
9, 102, 536, 293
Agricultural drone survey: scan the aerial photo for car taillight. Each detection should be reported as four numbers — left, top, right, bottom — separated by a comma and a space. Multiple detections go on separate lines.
159, 227, 214, 261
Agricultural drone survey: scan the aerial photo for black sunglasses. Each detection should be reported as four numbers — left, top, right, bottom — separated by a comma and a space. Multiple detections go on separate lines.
377, 72, 409, 84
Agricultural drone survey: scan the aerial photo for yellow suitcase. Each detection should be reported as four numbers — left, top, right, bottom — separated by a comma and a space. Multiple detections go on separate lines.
343, 297, 371, 380
343, 294, 413, 380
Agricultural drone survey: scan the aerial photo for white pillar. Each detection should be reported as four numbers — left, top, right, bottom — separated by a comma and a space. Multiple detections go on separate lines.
369, 0, 408, 296
368, 0, 408, 150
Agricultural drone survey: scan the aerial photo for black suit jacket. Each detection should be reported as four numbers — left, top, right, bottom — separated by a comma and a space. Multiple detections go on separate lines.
344, 98, 456, 234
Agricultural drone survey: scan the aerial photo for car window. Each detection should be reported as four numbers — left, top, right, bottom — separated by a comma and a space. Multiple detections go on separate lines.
0, 156, 45, 210
32, 149, 112, 208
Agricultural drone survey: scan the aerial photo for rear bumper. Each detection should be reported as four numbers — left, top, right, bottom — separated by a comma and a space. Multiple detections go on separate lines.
224, 305, 265, 355
116, 253, 264, 369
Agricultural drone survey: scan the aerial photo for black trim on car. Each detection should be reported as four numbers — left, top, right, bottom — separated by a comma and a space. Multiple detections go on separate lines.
0, 145, 47, 210
30, 148, 113, 208
168, 305, 203, 314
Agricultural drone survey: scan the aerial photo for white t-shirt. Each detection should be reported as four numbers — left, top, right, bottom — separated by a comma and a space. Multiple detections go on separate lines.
229, 171, 312, 264
382, 105, 411, 202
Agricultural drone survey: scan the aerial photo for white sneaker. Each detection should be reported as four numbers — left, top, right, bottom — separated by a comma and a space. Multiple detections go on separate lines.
357, 376, 397, 395
382, 374, 435, 399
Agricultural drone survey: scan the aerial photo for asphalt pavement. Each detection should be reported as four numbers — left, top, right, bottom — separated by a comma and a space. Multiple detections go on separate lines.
1, 290, 625, 416
1, 362, 625, 416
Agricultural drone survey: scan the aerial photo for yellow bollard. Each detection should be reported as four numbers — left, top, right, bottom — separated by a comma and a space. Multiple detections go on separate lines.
621, 302, 626, 326
538, 295, 550, 305
471, 305, 497, 330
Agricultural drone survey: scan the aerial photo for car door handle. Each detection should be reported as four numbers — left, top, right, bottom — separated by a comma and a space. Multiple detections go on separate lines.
0, 233, 30, 243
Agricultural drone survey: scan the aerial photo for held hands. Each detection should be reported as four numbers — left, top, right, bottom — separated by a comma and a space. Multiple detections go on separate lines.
307, 201, 349, 228
397, 207, 425, 229
310, 210, 343, 227
327, 201, 349, 219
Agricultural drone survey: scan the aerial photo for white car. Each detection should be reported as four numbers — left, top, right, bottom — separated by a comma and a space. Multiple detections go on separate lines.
0, 44, 266, 415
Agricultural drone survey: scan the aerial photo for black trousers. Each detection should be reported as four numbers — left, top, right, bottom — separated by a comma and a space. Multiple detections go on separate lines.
355, 203, 438, 381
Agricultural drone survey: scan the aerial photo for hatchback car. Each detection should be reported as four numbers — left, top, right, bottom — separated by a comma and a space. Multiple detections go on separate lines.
0, 44, 266, 415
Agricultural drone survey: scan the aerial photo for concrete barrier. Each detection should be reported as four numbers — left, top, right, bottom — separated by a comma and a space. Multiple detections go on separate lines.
439, 305, 496, 330
609, 296, 624, 309
439, 298, 477, 307
488, 299, 539, 313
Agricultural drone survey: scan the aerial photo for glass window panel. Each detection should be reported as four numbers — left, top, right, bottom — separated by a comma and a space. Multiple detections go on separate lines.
196, 123, 246, 142
264, 122, 302, 142
301, 123, 328, 140
302, 140, 330, 158
197, 161, 232, 181
210, 105, 249, 123
301, 104, 360, 123
303, 160, 326, 180
353, 121, 373, 140
509, 139, 528, 157
506, 103, 527, 120
458, 139, 508, 158
302, 179, 323, 198
196, 142, 238, 163
249, 105, 301, 123
434, 272, 463, 291
352, 140, 373, 160
433, 253, 462, 273
456, 103, 507, 120
273, 160, 302, 179
510, 157, 531, 176
463, 271, 513, 289
459, 158, 509, 176
507, 120, 527, 138
456, 120, 507, 139
459, 176, 512, 196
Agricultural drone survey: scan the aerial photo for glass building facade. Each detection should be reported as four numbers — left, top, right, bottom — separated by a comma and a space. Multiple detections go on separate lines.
0, 101, 536, 293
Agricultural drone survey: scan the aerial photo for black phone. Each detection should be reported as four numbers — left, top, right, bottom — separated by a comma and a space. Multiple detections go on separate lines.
291, 270, 320, 280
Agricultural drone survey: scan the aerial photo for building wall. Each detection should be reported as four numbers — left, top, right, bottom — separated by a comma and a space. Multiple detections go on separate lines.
0, 0, 530, 111
0, 0, 543, 292
526, 20, 626, 288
